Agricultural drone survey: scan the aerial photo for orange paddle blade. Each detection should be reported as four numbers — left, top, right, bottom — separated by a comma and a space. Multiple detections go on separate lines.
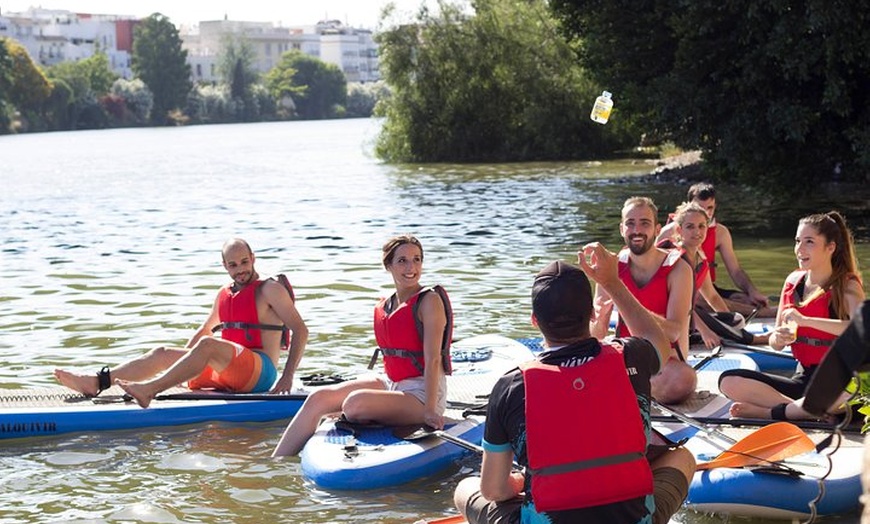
697, 422, 815, 470
415, 516, 467, 524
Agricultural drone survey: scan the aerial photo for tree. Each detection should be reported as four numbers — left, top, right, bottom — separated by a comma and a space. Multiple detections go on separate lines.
1, 37, 52, 131
266, 50, 346, 119
0, 38, 14, 132
218, 35, 258, 99
346, 81, 390, 118
46, 54, 115, 130
132, 13, 192, 124
551, 0, 870, 191
111, 78, 154, 124
374, 0, 633, 163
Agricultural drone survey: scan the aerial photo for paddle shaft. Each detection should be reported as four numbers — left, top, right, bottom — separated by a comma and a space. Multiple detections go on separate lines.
721, 340, 796, 360
651, 414, 857, 433
433, 430, 485, 454
652, 401, 736, 446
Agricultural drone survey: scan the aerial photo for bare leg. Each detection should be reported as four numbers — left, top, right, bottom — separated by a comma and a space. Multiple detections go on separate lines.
117, 337, 235, 408
718, 375, 792, 406
54, 346, 188, 395
272, 377, 387, 457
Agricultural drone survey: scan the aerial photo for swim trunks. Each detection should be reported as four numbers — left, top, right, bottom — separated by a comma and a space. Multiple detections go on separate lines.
188, 346, 277, 393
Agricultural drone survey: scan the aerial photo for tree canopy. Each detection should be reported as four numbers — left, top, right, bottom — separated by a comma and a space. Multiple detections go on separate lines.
374, 0, 633, 163
266, 50, 346, 120
132, 13, 192, 124
551, 0, 870, 191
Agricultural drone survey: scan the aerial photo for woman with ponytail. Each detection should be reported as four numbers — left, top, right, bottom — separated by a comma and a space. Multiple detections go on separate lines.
719, 211, 865, 420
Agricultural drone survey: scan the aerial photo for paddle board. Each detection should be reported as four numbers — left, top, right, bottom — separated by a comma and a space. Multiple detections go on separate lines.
0, 385, 310, 441
684, 425, 863, 518
300, 334, 535, 490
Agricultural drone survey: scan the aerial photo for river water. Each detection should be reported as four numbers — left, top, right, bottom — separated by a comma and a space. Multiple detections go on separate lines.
0, 119, 867, 523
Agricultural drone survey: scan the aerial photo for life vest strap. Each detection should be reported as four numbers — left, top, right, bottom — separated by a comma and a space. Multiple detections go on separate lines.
795, 336, 834, 348
380, 347, 425, 374
528, 451, 645, 477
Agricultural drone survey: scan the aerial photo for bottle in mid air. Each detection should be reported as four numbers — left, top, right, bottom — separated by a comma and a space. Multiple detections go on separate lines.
590, 91, 613, 124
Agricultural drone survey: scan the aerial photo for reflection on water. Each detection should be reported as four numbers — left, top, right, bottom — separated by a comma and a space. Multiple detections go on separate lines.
0, 119, 866, 523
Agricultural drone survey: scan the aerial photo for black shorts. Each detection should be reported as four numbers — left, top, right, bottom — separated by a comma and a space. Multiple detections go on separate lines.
718, 366, 817, 400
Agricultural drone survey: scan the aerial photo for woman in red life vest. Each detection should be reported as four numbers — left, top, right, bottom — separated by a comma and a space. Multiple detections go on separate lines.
664, 201, 733, 349
719, 211, 864, 420
272, 235, 452, 456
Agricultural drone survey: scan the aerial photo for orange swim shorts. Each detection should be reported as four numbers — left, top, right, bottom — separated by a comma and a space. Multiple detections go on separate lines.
188, 346, 277, 393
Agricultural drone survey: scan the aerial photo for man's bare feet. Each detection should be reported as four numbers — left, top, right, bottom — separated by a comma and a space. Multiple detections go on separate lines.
116, 380, 155, 408
729, 401, 772, 419
54, 369, 100, 396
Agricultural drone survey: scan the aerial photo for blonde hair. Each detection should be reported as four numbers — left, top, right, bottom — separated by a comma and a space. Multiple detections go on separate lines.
672, 201, 709, 244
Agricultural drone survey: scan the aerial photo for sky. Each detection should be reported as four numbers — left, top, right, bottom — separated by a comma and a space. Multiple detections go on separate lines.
0, 0, 429, 29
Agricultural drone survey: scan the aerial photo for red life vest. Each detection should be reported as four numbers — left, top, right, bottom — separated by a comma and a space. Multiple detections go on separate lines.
782, 270, 837, 367
656, 240, 708, 305
616, 248, 682, 338
213, 274, 295, 350
703, 220, 718, 282
373, 285, 453, 383
520, 343, 653, 512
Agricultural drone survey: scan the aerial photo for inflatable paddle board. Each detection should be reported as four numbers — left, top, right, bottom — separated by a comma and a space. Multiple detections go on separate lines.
300, 334, 535, 490
0, 385, 311, 440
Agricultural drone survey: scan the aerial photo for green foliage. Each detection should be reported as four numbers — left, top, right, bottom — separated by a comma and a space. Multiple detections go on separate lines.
551, 0, 870, 192
132, 13, 192, 124
0, 38, 13, 133
375, 0, 634, 163
217, 35, 259, 101
346, 81, 390, 118
111, 78, 154, 124
3, 37, 52, 112
265, 50, 347, 119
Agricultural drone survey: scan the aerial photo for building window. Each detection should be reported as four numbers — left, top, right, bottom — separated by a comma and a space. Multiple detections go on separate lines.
196, 64, 202, 77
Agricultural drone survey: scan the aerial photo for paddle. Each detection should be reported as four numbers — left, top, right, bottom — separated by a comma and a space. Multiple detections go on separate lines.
393, 425, 484, 454
721, 340, 797, 360
653, 401, 815, 470
692, 344, 723, 370
414, 515, 466, 524
696, 421, 816, 470
651, 413, 858, 433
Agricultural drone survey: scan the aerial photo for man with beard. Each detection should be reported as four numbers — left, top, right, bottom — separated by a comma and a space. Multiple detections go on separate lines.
55, 238, 309, 407
591, 197, 697, 403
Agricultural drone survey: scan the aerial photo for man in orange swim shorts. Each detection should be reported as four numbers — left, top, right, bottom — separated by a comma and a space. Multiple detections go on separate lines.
54, 238, 309, 407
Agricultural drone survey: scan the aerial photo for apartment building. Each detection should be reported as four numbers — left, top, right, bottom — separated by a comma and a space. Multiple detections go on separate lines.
0, 7, 135, 78
183, 19, 380, 84
1, 8, 379, 84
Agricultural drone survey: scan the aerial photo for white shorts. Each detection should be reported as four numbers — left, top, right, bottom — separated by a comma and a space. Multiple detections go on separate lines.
378, 374, 448, 414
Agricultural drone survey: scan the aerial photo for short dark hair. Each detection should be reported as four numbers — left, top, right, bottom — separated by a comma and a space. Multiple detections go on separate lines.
687, 182, 716, 201
532, 261, 593, 342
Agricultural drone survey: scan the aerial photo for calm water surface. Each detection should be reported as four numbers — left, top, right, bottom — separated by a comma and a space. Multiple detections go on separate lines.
1, 119, 867, 523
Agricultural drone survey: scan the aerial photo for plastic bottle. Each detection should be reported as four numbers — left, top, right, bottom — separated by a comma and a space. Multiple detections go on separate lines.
590, 91, 613, 124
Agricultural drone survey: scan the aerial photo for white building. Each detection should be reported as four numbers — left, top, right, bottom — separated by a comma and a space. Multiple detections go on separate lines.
182, 19, 379, 84
1, 9, 379, 85
0, 8, 136, 78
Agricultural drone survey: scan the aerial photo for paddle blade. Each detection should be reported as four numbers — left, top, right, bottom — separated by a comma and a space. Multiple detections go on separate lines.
697, 422, 815, 470
413, 516, 467, 524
